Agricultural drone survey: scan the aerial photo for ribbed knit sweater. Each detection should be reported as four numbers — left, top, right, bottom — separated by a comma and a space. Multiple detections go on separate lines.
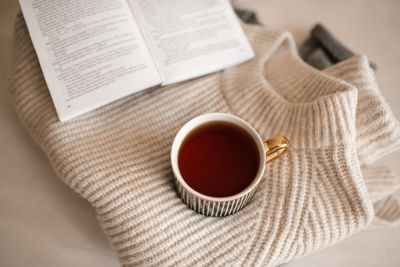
9, 12, 400, 266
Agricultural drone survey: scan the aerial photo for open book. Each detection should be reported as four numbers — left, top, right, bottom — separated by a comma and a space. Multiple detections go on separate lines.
19, 0, 254, 121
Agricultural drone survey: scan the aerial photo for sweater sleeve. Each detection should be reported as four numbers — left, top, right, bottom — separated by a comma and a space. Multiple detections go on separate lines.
361, 165, 400, 226
323, 56, 400, 227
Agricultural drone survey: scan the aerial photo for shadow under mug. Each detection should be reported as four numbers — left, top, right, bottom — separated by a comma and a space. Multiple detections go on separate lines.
171, 113, 289, 216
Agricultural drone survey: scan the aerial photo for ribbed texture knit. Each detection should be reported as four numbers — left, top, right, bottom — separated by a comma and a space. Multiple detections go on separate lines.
9, 12, 400, 266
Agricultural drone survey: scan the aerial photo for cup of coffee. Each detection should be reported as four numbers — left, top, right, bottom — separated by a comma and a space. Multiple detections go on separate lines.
171, 113, 289, 216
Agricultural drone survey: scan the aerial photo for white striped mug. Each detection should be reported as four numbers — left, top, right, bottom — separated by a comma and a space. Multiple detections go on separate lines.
171, 113, 289, 216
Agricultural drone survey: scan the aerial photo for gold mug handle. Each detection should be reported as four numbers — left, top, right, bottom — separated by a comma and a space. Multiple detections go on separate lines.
263, 136, 290, 163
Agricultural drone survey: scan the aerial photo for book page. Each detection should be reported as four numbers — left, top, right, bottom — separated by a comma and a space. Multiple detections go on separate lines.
129, 0, 254, 85
20, 0, 161, 121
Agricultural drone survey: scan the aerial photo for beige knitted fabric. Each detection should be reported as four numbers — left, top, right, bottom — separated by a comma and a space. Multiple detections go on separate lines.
9, 12, 400, 266
321, 57, 400, 226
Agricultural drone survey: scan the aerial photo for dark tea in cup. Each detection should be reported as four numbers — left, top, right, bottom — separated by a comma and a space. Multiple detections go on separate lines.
178, 121, 260, 197
171, 113, 288, 216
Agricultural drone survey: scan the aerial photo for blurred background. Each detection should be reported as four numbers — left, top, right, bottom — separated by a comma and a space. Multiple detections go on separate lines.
1, 0, 399, 266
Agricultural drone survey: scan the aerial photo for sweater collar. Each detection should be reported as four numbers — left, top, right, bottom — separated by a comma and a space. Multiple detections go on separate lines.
221, 25, 359, 148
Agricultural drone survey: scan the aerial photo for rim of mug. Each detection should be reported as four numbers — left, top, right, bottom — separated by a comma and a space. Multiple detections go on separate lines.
170, 113, 266, 203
